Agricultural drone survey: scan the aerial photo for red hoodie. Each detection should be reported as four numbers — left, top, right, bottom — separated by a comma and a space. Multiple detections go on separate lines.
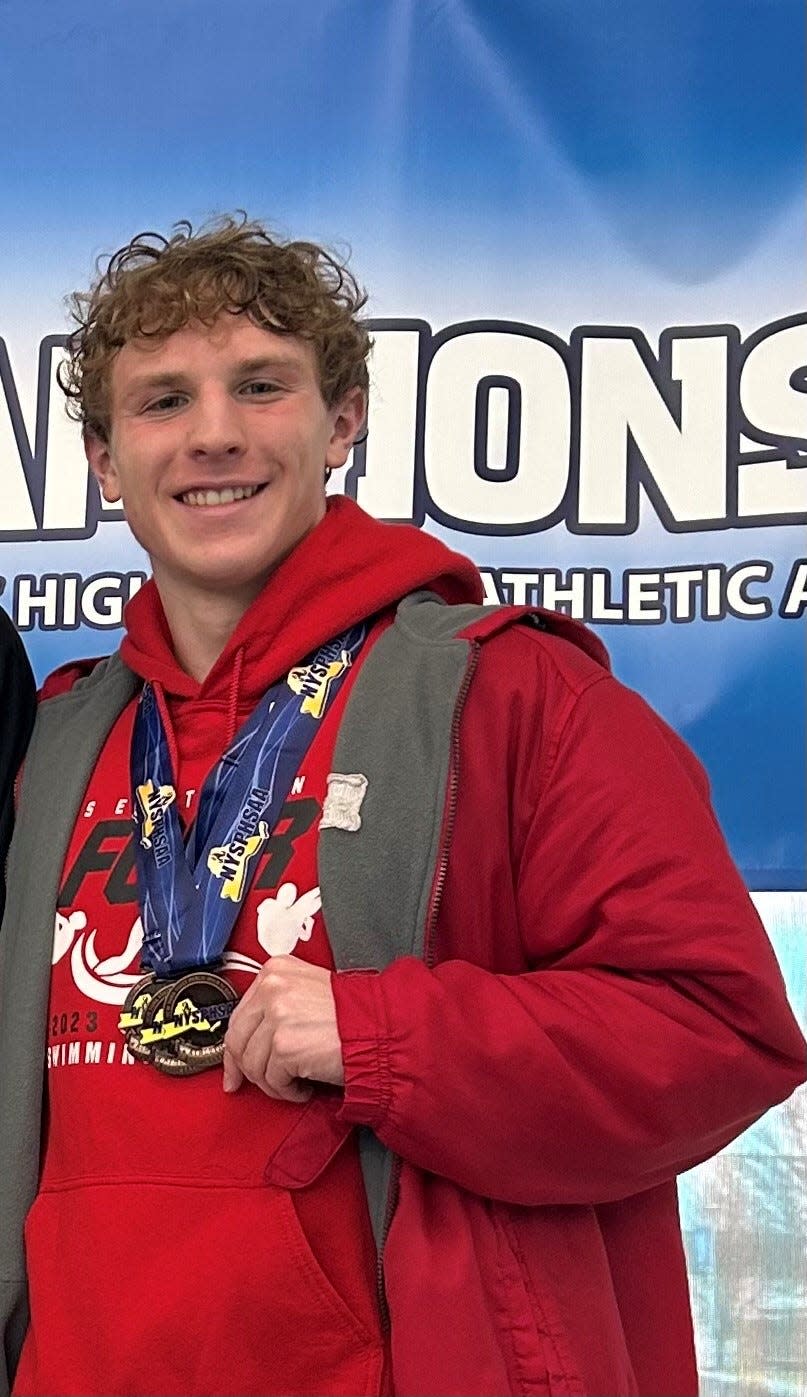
14, 499, 481, 1397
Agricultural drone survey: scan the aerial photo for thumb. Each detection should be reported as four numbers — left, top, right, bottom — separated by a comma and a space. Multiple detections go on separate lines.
222, 1046, 244, 1094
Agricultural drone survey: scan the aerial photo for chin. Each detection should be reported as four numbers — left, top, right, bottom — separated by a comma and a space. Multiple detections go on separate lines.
191, 552, 281, 595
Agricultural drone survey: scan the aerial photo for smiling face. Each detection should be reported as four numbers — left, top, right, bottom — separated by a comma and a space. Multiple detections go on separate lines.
86, 314, 365, 611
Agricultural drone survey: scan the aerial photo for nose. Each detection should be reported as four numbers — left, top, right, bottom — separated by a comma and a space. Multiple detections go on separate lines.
185, 386, 247, 460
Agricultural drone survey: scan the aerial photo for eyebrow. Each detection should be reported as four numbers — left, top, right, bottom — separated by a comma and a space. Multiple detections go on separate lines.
121, 372, 190, 398
235, 355, 304, 376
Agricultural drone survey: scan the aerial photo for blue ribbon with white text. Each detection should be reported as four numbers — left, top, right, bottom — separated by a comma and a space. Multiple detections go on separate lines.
130, 624, 366, 976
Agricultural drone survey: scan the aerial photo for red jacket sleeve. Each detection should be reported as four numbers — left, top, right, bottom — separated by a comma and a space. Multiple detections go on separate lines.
332, 659, 806, 1206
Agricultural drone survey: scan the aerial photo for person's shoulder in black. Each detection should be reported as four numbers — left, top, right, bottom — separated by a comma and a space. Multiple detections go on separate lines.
0, 607, 35, 920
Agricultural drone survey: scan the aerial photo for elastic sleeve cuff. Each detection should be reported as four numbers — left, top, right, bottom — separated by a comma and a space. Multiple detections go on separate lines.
331, 969, 392, 1131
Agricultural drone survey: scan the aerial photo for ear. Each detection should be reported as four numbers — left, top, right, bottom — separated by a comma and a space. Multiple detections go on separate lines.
85, 431, 122, 504
325, 386, 367, 472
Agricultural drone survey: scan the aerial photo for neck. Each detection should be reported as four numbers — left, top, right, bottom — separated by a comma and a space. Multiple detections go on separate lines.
154, 573, 261, 683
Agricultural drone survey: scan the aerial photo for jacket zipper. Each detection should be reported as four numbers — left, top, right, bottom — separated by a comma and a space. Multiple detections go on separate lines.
375, 639, 482, 1334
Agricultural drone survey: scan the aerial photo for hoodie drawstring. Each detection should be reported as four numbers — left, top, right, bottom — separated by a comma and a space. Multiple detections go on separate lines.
226, 646, 245, 747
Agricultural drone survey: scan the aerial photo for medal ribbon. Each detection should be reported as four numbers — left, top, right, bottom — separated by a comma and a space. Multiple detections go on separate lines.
130, 624, 367, 976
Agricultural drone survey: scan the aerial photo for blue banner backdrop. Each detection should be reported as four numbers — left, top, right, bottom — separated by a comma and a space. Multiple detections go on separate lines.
0, 3, 804, 1390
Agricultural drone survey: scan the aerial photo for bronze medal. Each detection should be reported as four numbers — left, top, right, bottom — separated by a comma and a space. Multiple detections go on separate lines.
119, 968, 238, 1075
153, 970, 237, 1076
118, 973, 158, 1060
132, 979, 178, 1063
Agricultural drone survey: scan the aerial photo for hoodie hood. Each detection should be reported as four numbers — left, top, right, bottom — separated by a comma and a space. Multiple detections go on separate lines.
120, 496, 483, 703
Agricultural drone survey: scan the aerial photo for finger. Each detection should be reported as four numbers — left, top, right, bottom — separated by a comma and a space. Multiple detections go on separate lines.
237, 1020, 277, 1090
222, 1045, 244, 1094
232, 1009, 313, 1105
238, 1024, 306, 1103
224, 995, 266, 1062
264, 1057, 313, 1104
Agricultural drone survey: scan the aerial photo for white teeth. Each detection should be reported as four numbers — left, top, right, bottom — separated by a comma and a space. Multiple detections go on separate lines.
181, 484, 260, 507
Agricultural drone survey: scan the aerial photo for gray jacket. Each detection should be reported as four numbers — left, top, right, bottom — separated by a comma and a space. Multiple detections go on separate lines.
0, 593, 482, 1393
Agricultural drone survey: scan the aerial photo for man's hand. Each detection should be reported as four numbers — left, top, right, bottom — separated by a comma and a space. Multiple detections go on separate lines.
222, 955, 344, 1102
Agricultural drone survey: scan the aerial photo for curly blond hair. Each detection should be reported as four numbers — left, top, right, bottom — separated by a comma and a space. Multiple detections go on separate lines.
59, 215, 371, 441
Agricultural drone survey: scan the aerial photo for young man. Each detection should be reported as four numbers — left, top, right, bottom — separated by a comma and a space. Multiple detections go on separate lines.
0, 217, 803, 1397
